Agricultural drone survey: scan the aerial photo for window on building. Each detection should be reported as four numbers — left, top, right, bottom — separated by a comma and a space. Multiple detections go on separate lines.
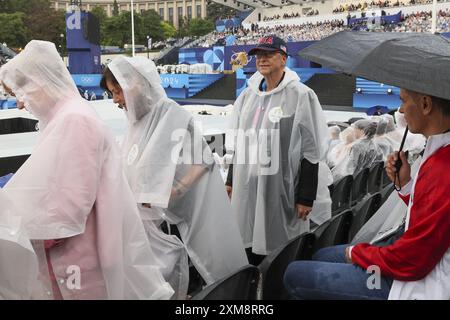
196, 4, 201, 18
178, 6, 183, 19
169, 7, 174, 22
187, 6, 192, 19
159, 8, 164, 19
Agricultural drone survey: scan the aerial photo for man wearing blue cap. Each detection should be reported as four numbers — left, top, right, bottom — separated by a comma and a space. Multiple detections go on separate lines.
225, 36, 332, 262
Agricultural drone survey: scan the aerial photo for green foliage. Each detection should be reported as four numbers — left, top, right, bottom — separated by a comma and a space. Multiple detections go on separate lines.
0, 1, 219, 50
140, 10, 164, 43
84, 9, 165, 47
112, 0, 119, 16
0, 0, 28, 14
90, 5, 107, 23
206, 2, 237, 23
188, 18, 214, 36
102, 11, 133, 46
90, 5, 108, 45
161, 21, 177, 39
0, 1, 65, 49
24, 7, 66, 48
0, 12, 27, 48
176, 17, 190, 38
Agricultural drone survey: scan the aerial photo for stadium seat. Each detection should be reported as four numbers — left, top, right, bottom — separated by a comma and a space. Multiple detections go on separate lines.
331, 175, 353, 215
191, 265, 259, 300
348, 192, 382, 241
312, 210, 353, 254
351, 168, 369, 206
380, 183, 395, 205
381, 166, 391, 188
368, 161, 384, 194
258, 232, 314, 300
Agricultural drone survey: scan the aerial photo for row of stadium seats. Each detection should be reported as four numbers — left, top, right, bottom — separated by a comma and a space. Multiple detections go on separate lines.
191, 162, 396, 300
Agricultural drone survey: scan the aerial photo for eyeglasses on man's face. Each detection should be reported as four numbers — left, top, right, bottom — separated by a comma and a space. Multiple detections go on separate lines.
255, 51, 282, 59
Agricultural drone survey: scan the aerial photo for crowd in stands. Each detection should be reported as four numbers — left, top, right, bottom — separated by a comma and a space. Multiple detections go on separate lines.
332, 0, 439, 13
207, 20, 346, 46
156, 63, 213, 74
326, 112, 425, 182
263, 9, 319, 22
394, 9, 450, 32
200, 8, 449, 48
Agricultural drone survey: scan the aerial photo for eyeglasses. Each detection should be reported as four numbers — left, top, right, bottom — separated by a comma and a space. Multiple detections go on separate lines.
255, 51, 280, 59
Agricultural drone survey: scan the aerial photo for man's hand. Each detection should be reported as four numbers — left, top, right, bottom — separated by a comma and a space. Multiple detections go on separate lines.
386, 151, 411, 188
296, 204, 312, 221
345, 246, 353, 264
44, 239, 65, 249
226, 185, 232, 199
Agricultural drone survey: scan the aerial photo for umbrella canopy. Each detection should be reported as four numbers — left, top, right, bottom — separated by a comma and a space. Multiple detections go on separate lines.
299, 30, 450, 100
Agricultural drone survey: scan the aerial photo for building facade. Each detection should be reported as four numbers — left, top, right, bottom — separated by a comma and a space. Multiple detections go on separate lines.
50, 0, 208, 28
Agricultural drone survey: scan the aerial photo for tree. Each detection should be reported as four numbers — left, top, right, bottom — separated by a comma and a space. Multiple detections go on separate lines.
161, 21, 177, 39
24, 6, 66, 48
102, 11, 146, 47
91, 5, 107, 23
112, 0, 119, 16
188, 18, 215, 36
0, 12, 27, 48
103, 12, 132, 47
90, 5, 108, 44
176, 17, 190, 38
0, 0, 28, 13
140, 10, 164, 43
206, 2, 237, 23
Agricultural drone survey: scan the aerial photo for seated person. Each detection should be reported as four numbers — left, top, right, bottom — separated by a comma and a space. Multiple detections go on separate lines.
284, 89, 450, 299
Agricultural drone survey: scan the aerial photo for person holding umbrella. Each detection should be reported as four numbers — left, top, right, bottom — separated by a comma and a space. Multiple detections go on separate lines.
284, 31, 450, 299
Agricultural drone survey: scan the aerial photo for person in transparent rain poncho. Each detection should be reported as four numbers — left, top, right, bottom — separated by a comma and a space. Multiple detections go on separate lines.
380, 114, 401, 151
0, 41, 174, 300
328, 126, 356, 171
326, 125, 341, 157
225, 36, 332, 258
373, 118, 394, 161
101, 56, 248, 299
333, 119, 383, 181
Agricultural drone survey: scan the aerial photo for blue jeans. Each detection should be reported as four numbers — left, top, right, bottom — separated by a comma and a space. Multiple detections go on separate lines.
283, 245, 393, 300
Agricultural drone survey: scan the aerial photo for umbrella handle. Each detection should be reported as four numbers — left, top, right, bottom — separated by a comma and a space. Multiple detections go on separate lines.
393, 127, 409, 192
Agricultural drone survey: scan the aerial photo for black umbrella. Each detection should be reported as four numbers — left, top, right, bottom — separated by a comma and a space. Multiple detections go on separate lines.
299, 30, 450, 100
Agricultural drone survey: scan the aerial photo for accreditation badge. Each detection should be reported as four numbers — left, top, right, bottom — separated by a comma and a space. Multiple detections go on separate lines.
268, 106, 284, 123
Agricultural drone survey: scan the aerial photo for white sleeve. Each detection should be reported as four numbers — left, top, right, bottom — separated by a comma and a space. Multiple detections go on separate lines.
398, 178, 414, 197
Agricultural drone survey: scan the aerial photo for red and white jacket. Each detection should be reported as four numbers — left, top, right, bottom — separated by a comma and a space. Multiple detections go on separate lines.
351, 132, 450, 299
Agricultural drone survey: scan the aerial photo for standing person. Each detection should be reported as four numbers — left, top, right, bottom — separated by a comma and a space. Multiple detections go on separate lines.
101, 56, 248, 298
0, 40, 174, 300
225, 36, 331, 260
284, 88, 450, 299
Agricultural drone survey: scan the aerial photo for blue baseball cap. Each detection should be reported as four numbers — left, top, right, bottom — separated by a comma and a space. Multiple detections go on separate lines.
248, 36, 288, 56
